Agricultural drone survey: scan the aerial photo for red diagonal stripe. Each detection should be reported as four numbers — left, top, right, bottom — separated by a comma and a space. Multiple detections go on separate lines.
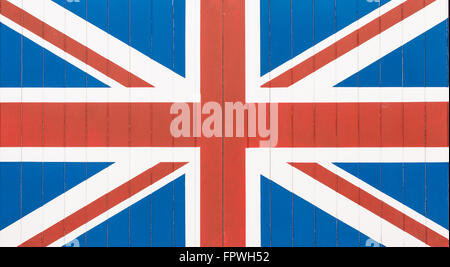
0, 0, 153, 88
19, 162, 187, 247
263, 0, 435, 88
289, 162, 449, 247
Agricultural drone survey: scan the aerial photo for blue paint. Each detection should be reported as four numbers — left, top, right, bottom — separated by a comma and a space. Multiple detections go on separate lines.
173, 174, 186, 247
404, 32, 425, 87
269, 173, 293, 246
336, 0, 357, 31
108, 207, 130, 247
314, 0, 336, 48
315, 208, 337, 247
22, 163, 43, 219
86, 223, 107, 247
52, 0, 186, 77
68, 175, 186, 247
380, 163, 403, 203
426, 163, 449, 229
260, 0, 292, 78
293, 186, 315, 247
0, 24, 21, 87
261, 176, 375, 247
380, 48, 402, 87
130, 0, 152, 60
404, 163, 426, 216
152, 0, 173, 77
173, 0, 186, 78
337, 221, 360, 247
260, 173, 271, 247
151, 176, 184, 247
87, 0, 108, 31
130, 197, 152, 247
43, 48, 66, 87
426, 19, 449, 87
0, 162, 112, 231
0, 164, 21, 231
22, 37, 44, 87
109, 0, 130, 47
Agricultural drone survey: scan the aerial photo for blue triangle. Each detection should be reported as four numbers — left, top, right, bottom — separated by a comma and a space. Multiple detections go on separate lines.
64, 175, 186, 247
261, 176, 378, 247
0, 162, 113, 231
0, 23, 108, 87
335, 20, 449, 87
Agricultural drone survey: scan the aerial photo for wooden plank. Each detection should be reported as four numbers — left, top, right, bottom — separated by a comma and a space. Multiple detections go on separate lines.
200, 0, 223, 247
314, 0, 338, 247
223, 0, 246, 247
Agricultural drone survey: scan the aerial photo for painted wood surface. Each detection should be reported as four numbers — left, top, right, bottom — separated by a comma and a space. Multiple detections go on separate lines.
0, 0, 448, 247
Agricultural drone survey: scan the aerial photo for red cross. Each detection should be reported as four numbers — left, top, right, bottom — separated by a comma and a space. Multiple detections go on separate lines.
0, 0, 448, 247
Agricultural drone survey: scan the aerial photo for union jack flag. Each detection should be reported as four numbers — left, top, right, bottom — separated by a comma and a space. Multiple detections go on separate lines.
0, 0, 448, 247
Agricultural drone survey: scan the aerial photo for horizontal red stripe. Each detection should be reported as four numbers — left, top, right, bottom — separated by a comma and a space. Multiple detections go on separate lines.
1, 102, 448, 148
19, 162, 187, 247
290, 163, 449, 247
0, 0, 152, 88
263, 0, 435, 88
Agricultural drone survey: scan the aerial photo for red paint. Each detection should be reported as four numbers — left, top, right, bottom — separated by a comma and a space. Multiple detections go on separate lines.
200, 0, 224, 246
222, 0, 247, 247
19, 162, 188, 247
43, 104, 65, 147
381, 103, 404, 146
0, 0, 152, 88
1, 102, 448, 148
22, 104, 43, 147
262, 0, 435, 88
289, 163, 449, 247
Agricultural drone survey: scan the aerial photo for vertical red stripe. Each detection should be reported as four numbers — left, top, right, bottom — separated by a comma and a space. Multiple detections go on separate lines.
200, 0, 223, 246
222, 0, 246, 247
